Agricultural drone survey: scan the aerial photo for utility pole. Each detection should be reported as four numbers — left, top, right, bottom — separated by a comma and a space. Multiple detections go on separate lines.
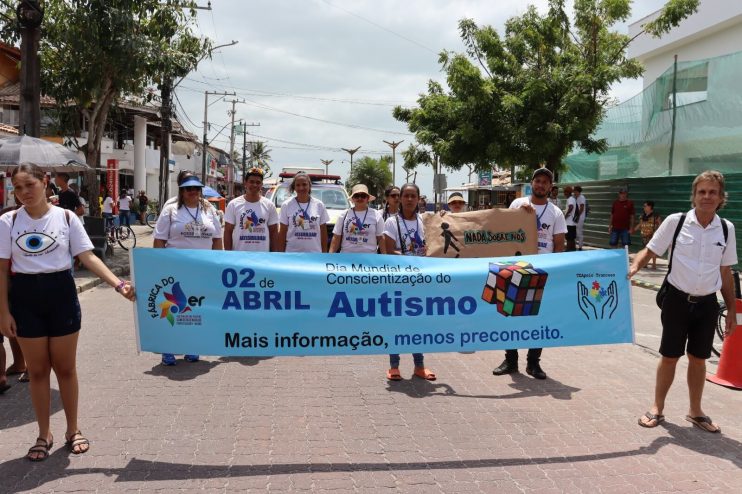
17, 0, 43, 137
226, 98, 245, 198
383, 140, 403, 186
201, 90, 236, 183
321, 159, 333, 175
341, 146, 361, 173
237, 121, 260, 177
158, 78, 173, 211
668, 54, 678, 176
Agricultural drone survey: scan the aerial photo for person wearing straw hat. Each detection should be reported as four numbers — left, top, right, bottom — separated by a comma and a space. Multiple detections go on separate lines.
153, 172, 223, 366
446, 192, 466, 213
329, 184, 386, 254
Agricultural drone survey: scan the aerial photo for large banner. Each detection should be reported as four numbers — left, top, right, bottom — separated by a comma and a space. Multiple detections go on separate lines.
132, 249, 633, 356
132, 249, 634, 356
423, 209, 537, 258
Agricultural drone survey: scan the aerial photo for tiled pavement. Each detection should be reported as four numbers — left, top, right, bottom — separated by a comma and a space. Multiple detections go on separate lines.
1, 234, 741, 493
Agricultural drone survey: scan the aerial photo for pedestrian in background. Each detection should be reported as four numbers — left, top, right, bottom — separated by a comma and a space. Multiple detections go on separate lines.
548, 185, 560, 208
117, 190, 131, 228
0, 163, 135, 461
102, 191, 115, 228
277, 172, 329, 253
563, 186, 576, 251
138, 191, 148, 225
609, 186, 634, 248
446, 192, 466, 213
383, 183, 436, 381
629, 170, 736, 433
633, 200, 662, 269
573, 186, 586, 250
153, 173, 223, 366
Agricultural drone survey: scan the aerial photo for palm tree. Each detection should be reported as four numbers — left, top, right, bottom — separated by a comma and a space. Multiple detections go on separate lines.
347, 156, 392, 206
250, 141, 273, 177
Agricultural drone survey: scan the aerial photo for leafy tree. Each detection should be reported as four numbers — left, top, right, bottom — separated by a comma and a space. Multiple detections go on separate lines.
250, 140, 273, 175
393, 0, 699, 174
346, 156, 392, 204
1, 0, 211, 212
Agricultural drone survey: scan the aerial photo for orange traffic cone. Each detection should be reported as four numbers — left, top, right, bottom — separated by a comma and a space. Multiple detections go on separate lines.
707, 298, 742, 389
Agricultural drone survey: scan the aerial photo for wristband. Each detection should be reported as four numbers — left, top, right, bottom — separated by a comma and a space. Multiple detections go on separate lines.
115, 280, 127, 293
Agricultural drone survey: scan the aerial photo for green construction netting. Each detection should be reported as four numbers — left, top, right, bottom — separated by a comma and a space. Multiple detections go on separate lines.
562, 50, 742, 182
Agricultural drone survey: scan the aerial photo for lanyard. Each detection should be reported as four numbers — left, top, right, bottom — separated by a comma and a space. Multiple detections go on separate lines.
400, 214, 419, 250
533, 201, 548, 230
295, 197, 311, 220
350, 208, 368, 232
184, 204, 200, 223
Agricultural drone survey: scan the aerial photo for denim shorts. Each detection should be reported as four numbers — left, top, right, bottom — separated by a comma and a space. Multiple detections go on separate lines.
609, 228, 631, 246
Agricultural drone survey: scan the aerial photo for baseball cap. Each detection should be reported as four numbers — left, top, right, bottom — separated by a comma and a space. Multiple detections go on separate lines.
618, 186, 628, 193
532, 168, 553, 182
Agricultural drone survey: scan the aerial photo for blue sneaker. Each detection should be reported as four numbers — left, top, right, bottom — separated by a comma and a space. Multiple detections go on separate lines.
161, 353, 176, 366
184, 355, 199, 362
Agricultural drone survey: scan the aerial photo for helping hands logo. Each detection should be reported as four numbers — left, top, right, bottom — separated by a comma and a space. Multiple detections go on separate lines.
577, 280, 618, 320
159, 282, 191, 326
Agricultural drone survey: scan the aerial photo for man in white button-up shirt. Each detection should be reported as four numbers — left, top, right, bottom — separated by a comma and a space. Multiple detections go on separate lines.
629, 171, 737, 433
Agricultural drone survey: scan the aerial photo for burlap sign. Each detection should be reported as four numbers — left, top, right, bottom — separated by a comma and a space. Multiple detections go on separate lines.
423, 208, 537, 258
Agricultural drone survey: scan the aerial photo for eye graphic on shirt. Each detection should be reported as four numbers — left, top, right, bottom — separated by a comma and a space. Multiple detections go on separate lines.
16, 232, 57, 254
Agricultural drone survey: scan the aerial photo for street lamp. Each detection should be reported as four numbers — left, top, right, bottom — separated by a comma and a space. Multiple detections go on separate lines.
321, 159, 333, 175
341, 146, 361, 172
383, 140, 403, 186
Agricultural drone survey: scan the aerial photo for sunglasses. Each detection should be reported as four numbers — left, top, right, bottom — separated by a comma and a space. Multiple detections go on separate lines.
353, 193, 369, 200
182, 186, 202, 192
387, 193, 400, 198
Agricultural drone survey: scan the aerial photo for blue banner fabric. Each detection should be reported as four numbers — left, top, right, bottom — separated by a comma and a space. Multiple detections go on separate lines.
132, 249, 634, 356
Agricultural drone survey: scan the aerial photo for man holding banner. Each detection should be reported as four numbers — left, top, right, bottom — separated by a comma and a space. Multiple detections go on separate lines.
630, 170, 736, 433
224, 167, 278, 252
492, 167, 566, 380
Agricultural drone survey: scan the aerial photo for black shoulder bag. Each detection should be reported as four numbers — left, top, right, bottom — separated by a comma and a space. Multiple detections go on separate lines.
656, 214, 686, 309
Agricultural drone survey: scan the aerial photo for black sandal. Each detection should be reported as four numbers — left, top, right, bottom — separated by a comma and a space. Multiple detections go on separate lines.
26, 436, 53, 462
65, 431, 90, 454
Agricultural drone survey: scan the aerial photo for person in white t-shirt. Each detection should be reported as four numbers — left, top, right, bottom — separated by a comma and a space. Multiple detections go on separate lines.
574, 186, 587, 250
117, 190, 131, 227
154, 174, 223, 366
383, 183, 436, 382
492, 168, 566, 381
224, 167, 278, 252
0, 163, 135, 461
563, 186, 577, 251
329, 184, 386, 254
102, 191, 115, 228
277, 172, 329, 253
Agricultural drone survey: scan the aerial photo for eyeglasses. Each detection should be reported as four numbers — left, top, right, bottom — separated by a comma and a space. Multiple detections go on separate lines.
353, 194, 369, 200
182, 186, 201, 192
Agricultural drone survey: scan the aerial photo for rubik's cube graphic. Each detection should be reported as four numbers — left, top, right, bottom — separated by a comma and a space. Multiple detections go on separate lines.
481, 261, 548, 316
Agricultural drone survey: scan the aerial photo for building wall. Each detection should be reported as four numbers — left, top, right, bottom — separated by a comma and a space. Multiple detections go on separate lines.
629, 0, 742, 86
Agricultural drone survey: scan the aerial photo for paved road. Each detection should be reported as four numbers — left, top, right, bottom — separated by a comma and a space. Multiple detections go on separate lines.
1, 237, 741, 493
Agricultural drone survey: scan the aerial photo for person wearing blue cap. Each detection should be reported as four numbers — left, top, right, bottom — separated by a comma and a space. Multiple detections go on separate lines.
153, 172, 223, 366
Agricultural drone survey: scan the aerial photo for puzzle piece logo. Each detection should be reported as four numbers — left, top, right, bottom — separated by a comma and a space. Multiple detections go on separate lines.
481, 261, 548, 316
577, 280, 618, 320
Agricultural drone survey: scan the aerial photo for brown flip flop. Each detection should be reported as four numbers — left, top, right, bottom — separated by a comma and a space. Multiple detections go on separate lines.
685, 415, 720, 433
638, 412, 664, 428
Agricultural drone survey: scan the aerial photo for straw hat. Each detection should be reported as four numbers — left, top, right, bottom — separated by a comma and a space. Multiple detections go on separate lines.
350, 184, 376, 202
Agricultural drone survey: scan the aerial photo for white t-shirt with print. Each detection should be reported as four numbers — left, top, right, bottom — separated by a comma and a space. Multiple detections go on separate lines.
383, 213, 426, 256
564, 196, 577, 226
103, 197, 114, 214
279, 198, 329, 253
0, 206, 94, 274
509, 197, 567, 254
332, 208, 384, 253
154, 201, 223, 250
225, 196, 279, 252
118, 196, 131, 211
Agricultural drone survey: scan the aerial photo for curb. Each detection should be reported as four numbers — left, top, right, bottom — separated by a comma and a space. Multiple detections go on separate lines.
75, 264, 130, 294
631, 278, 661, 292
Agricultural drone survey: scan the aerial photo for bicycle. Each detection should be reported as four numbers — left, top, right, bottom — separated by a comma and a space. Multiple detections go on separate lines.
105, 221, 137, 252
712, 269, 740, 357
144, 201, 158, 229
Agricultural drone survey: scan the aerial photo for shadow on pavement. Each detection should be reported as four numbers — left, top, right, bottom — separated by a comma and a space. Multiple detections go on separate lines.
0, 387, 63, 429
217, 356, 274, 366
143, 359, 220, 381
385, 372, 580, 401
3, 421, 741, 490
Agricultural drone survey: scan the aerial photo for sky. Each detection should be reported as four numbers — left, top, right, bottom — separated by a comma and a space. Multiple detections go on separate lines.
175, 0, 669, 199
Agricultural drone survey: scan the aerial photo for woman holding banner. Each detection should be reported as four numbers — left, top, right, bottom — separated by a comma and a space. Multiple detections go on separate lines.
153, 172, 223, 366
277, 172, 329, 253
382, 183, 436, 381
329, 184, 386, 254
0, 163, 135, 461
